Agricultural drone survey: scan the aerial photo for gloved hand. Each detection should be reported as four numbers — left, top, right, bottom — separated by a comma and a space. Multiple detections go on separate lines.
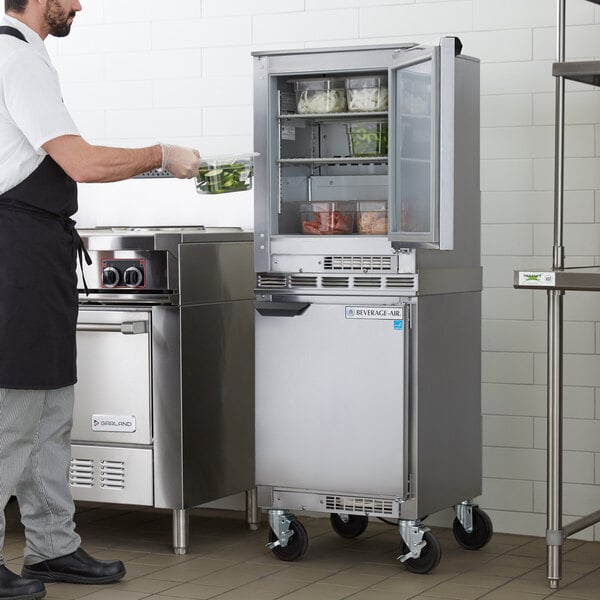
159, 143, 201, 178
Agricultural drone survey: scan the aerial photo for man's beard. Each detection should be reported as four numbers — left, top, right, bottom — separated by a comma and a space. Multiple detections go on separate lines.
45, 0, 76, 38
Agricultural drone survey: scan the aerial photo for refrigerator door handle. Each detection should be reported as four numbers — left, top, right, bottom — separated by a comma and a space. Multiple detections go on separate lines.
255, 301, 310, 317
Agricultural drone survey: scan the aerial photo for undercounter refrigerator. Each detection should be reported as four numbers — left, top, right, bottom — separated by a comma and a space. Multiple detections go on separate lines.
252, 37, 492, 573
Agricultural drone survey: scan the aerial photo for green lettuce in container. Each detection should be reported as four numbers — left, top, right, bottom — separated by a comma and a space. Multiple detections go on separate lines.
347, 121, 388, 157
195, 153, 258, 194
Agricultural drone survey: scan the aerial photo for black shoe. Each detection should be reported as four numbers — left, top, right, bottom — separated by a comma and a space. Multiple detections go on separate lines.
21, 548, 125, 584
0, 565, 45, 600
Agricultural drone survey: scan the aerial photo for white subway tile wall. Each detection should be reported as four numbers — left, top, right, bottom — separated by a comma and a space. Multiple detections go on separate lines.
6, 0, 600, 539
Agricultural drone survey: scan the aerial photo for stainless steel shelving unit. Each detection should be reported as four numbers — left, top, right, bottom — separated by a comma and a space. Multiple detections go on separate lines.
513, 0, 600, 589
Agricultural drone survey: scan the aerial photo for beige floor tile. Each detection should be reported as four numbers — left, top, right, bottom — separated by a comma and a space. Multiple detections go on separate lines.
317, 570, 392, 588
151, 582, 229, 599
344, 591, 415, 600
190, 562, 284, 588
44, 583, 100, 600
369, 574, 447, 595
120, 562, 167, 579
476, 587, 553, 599
146, 557, 239, 582
563, 542, 600, 564
115, 579, 180, 595
64, 590, 150, 600
268, 581, 360, 600
423, 581, 492, 599
446, 571, 509, 588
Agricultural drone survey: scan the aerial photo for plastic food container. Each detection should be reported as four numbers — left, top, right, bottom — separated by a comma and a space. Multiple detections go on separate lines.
291, 78, 347, 114
300, 202, 355, 235
345, 76, 388, 112
195, 153, 257, 194
357, 201, 388, 235
347, 121, 388, 157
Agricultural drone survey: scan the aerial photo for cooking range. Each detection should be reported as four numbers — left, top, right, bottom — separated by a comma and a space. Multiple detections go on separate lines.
73, 226, 255, 554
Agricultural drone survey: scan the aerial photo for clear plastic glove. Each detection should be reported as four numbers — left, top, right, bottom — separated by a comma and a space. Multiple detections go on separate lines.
159, 143, 201, 178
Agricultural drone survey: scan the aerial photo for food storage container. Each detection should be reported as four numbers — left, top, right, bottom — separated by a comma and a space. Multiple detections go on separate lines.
356, 201, 388, 235
300, 201, 355, 235
347, 121, 388, 157
195, 153, 257, 194
291, 78, 347, 114
345, 75, 388, 112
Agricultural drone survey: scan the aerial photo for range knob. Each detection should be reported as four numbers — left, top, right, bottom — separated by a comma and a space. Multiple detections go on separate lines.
102, 266, 119, 288
124, 266, 144, 288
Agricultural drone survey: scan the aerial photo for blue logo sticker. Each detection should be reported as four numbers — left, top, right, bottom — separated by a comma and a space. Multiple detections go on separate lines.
394, 320, 403, 330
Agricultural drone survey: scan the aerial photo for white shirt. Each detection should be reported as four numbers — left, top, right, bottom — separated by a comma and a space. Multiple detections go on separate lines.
0, 15, 79, 194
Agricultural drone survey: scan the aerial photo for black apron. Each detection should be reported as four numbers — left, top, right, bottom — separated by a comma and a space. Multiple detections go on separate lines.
0, 27, 86, 389
0, 155, 85, 389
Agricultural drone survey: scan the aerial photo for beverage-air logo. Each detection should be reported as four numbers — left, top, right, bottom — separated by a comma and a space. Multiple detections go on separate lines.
91, 415, 136, 433
345, 306, 404, 320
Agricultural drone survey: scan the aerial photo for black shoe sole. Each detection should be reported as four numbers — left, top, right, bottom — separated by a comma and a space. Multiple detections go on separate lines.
20, 567, 125, 585
3, 591, 46, 600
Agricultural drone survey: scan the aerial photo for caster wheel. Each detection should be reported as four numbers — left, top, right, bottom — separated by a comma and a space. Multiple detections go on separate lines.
330, 513, 369, 539
453, 506, 493, 550
268, 519, 308, 561
401, 531, 442, 574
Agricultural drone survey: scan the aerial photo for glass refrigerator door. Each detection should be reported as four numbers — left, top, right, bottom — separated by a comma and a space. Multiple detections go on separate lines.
388, 45, 440, 246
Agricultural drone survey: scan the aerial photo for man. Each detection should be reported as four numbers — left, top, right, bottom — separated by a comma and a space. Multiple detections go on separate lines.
0, 1, 201, 598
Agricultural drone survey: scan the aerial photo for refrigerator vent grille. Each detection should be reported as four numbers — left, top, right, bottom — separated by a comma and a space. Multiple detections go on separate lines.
354, 277, 382, 288
290, 275, 318, 287
386, 276, 416, 288
100, 461, 126, 490
326, 495, 396, 517
257, 273, 287, 288
322, 276, 350, 288
324, 256, 393, 271
69, 458, 93, 488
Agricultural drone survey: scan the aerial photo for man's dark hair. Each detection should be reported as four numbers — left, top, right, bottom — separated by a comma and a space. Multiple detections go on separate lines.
5, 0, 29, 13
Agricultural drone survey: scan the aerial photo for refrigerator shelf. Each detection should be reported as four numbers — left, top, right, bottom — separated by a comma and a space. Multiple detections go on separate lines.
279, 111, 388, 121
278, 156, 388, 165
553, 60, 600, 86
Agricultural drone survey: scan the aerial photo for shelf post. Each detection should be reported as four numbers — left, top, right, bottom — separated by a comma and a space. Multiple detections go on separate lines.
546, 0, 566, 590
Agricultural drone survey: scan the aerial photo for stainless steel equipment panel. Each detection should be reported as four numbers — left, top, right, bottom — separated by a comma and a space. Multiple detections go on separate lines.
255, 301, 407, 497
73, 308, 152, 445
69, 444, 153, 506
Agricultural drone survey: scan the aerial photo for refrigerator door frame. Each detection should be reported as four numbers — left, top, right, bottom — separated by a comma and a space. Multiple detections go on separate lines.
388, 38, 456, 249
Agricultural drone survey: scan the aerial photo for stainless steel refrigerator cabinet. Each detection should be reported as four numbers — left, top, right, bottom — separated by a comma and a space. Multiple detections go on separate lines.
253, 38, 491, 573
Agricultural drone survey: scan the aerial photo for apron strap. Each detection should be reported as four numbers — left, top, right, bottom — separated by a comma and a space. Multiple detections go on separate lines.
66, 218, 93, 295
0, 26, 28, 43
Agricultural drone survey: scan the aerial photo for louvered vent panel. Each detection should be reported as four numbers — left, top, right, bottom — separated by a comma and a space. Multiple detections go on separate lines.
321, 277, 350, 288
325, 496, 395, 517
386, 276, 415, 288
69, 458, 93, 488
324, 256, 393, 271
353, 277, 382, 288
290, 276, 318, 288
257, 274, 287, 288
100, 460, 126, 490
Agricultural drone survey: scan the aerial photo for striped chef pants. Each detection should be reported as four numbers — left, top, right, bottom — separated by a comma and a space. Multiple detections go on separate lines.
0, 386, 80, 566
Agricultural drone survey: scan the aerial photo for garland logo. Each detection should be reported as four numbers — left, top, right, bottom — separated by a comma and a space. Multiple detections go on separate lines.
91, 414, 136, 433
